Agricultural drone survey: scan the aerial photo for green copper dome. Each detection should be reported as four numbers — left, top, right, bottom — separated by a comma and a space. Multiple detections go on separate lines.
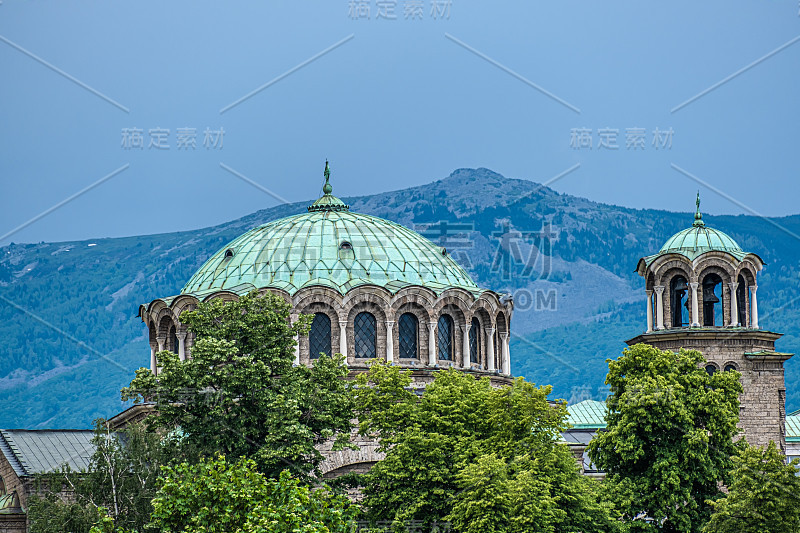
659, 193, 742, 258
641, 194, 746, 267
181, 164, 480, 297
659, 227, 742, 256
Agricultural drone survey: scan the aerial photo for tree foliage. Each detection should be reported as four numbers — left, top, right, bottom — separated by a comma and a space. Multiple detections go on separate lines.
354, 361, 620, 532
704, 441, 800, 533
587, 343, 744, 532
28, 420, 169, 533
121, 291, 354, 479
146, 455, 354, 533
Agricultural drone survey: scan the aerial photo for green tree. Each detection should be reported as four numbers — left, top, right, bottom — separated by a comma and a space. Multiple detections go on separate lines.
587, 343, 743, 532
147, 455, 354, 533
355, 361, 619, 532
28, 420, 169, 533
704, 441, 800, 533
121, 291, 354, 479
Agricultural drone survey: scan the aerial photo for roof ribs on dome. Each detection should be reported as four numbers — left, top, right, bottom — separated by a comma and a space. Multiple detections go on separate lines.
178, 163, 485, 298
637, 196, 761, 270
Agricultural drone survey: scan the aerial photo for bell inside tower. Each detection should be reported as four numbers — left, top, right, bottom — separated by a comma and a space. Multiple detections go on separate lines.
702, 274, 723, 326
670, 276, 688, 327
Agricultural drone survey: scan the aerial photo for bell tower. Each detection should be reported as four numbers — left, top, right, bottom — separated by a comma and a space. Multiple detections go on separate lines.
627, 195, 793, 449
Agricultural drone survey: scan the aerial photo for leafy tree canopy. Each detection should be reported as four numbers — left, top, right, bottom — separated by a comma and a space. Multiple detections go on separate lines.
704, 441, 800, 533
587, 343, 744, 533
146, 455, 354, 533
28, 419, 170, 533
121, 291, 354, 479
354, 362, 621, 532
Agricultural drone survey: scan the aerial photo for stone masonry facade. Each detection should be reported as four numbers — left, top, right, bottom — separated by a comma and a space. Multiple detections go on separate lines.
627, 329, 790, 449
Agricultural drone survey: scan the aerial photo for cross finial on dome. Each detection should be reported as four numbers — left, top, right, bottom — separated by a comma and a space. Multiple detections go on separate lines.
323, 160, 332, 195
307, 160, 349, 212
693, 191, 704, 227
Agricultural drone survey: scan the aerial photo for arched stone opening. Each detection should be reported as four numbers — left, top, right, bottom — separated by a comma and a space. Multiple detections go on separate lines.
156, 315, 176, 351
397, 312, 420, 361
308, 313, 332, 359
393, 302, 430, 363
297, 302, 339, 365
669, 275, 689, 328
658, 265, 693, 329
469, 317, 481, 365
435, 303, 466, 366
471, 308, 492, 369
436, 314, 455, 362
699, 271, 726, 327
354, 311, 378, 360
343, 290, 389, 365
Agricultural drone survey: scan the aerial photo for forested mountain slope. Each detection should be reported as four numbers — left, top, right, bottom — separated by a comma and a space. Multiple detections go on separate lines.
1, 168, 797, 427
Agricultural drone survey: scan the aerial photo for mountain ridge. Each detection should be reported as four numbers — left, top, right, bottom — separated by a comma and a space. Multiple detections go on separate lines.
1, 167, 797, 428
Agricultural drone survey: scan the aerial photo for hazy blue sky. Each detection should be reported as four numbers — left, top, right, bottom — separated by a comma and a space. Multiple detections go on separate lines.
1, 1, 798, 245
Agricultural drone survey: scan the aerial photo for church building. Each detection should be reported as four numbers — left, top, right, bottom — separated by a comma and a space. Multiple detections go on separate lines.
0, 166, 796, 530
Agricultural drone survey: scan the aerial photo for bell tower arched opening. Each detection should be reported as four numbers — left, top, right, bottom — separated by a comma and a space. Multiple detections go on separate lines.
670, 275, 689, 328
701, 273, 723, 327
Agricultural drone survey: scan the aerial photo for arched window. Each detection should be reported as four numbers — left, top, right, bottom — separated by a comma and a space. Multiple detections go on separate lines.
705, 364, 717, 376
724, 363, 737, 372
702, 274, 723, 326
437, 314, 454, 361
309, 313, 331, 359
398, 313, 418, 359
469, 318, 480, 364
169, 326, 178, 353
354, 312, 377, 359
670, 275, 689, 328
737, 275, 747, 326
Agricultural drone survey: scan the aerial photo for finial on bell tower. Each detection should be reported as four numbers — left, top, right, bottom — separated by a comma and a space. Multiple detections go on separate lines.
693, 191, 704, 227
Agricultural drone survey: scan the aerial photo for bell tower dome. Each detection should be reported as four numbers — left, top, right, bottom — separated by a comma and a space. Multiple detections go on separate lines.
627, 195, 793, 450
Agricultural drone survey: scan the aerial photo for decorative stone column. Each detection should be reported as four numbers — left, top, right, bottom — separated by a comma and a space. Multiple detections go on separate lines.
339, 321, 348, 364
500, 332, 510, 375
485, 327, 496, 372
428, 322, 437, 366
689, 282, 700, 327
654, 286, 665, 329
461, 325, 470, 368
156, 335, 165, 353
150, 345, 157, 375
386, 321, 395, 364
729, 282, 739, 327
750, 285, 759, 329
645, 290, 654, 333
177, 331, 187, 361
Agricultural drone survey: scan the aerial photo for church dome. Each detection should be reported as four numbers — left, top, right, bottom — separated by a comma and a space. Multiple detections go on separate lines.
659, 226, 742, 255
181, 164, 479, 298
656, 194, 743, 260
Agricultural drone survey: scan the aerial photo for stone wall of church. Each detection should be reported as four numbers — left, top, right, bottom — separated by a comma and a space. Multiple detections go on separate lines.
628, 330, 789, 449
0, 456, 26, 509
0, 515, 26, 533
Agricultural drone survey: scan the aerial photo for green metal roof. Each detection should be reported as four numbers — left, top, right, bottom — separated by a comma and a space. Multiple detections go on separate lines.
787, 415, 800, 442
567, 399, 607, 429
658, 226, 743, 259
641, 195, 750, 267
182, 166, 481, 297
0, 430, 95, 477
